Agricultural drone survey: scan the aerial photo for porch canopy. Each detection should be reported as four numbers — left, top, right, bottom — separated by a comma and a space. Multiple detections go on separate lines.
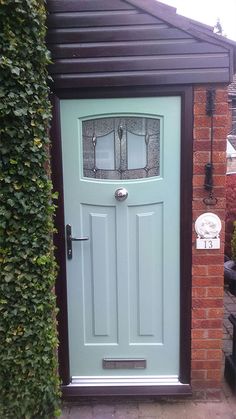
46, 0, 236, 91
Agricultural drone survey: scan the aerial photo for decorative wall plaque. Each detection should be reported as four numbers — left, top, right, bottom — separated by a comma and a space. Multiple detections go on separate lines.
195, 212, 222, 250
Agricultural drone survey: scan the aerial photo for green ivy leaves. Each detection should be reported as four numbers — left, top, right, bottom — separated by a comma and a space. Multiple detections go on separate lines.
0, 1, 60, 417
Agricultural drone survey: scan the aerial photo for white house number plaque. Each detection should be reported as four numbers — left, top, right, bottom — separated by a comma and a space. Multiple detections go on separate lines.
195, 213, 222, 250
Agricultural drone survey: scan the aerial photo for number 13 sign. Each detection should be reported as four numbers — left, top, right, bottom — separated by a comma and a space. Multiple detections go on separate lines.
195, 213, 222, 250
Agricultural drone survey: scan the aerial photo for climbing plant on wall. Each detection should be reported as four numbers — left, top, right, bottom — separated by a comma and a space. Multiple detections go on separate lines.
0, 1, 60, 417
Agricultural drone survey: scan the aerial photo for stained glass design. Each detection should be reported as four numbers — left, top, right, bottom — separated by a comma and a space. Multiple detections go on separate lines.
82, 117, 160, 180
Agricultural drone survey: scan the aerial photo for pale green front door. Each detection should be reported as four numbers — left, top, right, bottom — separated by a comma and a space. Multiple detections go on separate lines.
61, 97, 181, 386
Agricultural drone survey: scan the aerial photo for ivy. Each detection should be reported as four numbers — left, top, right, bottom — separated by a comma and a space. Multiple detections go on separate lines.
0, 1, 60, 417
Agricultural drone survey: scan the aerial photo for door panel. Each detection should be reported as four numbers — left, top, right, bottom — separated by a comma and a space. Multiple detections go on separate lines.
128, 204, 163, 343
82, 205, 118, 343
60, 97, 181, 384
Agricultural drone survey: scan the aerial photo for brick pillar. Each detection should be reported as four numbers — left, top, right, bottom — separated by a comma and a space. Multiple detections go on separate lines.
191, 85, 229, 398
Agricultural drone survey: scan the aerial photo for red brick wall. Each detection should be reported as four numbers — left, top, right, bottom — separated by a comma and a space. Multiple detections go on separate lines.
225, 174, 236, 257
192, 85, 229, 398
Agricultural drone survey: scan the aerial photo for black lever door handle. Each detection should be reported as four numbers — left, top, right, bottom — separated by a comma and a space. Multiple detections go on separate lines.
66, 224, 89, 260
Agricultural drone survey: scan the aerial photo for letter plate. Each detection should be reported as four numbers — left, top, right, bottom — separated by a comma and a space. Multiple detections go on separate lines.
103, 358, 146, 369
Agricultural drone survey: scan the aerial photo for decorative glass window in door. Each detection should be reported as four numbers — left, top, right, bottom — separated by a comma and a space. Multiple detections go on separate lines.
82, 117, 160, 180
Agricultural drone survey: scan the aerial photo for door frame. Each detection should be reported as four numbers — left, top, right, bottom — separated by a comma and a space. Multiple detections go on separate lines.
50, 85, 193, 398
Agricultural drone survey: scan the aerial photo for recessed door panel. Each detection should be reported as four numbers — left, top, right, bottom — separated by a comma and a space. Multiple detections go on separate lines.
82, 205, 118, 344
128, 204, 163, 344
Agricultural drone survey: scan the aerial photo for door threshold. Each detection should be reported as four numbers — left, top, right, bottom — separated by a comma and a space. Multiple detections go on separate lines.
62, 376, 192, 398
71, 375, 180, 386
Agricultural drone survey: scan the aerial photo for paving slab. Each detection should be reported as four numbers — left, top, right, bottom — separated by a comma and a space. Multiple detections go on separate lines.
61, 390, 236, 419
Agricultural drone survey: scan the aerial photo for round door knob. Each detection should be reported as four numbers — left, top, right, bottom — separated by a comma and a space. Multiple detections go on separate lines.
115, 188, 128, 201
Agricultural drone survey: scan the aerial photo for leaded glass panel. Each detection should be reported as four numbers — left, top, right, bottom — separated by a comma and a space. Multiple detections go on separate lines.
82, 117, 160, 180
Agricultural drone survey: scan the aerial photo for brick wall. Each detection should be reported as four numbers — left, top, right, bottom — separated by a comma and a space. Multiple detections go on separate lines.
192, 85, 229, 398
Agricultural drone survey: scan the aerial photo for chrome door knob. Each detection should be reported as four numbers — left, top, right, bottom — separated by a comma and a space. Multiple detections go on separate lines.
115, 188, 128, 201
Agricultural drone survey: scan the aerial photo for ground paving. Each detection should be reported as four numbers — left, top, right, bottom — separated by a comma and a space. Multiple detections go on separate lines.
61, 388, 236, 419
61, 290, 236, 418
